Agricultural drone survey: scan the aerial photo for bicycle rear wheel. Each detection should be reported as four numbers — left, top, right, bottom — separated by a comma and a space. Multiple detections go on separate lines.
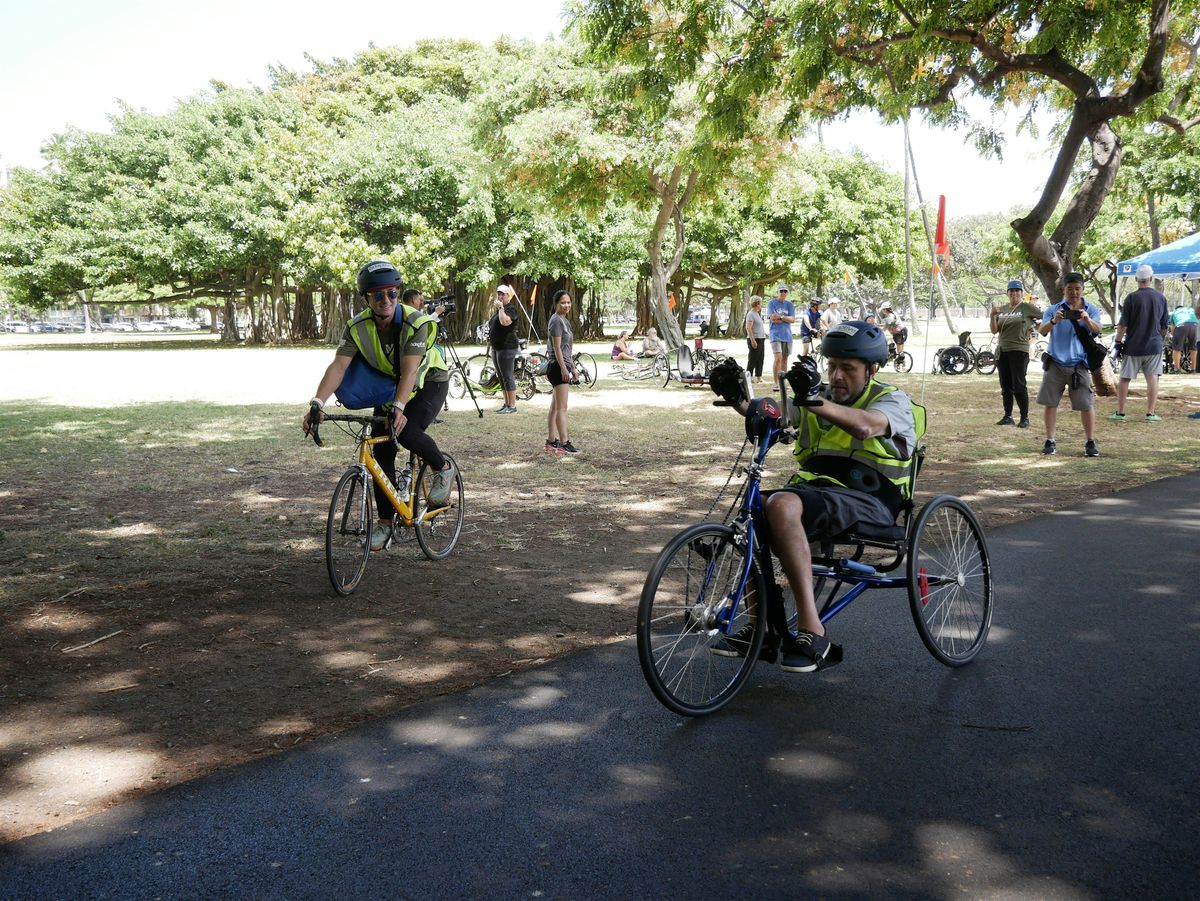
573, 352, 597, 387
448, 367, 467, 399
906, 496, 992, 665
894, 351, 913, 373
326, 467, 373, 595
415, 454, 464, 560
939, 346, 971, 375
637, 523, 766, 716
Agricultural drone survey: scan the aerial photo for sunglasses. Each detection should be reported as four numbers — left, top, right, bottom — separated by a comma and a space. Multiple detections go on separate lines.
369, 288, 399, 303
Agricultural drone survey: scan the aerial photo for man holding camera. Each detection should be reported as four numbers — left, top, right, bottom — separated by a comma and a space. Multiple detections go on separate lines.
1035, 271, 1103, 457
710, 321, 918, 673
302, 261, 455, 550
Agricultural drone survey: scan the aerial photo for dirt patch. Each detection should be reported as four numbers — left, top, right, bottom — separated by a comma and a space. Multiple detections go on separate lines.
2, 368, 1198, 842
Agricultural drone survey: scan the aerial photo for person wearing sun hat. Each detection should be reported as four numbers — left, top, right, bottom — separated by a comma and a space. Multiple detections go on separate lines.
990, 279, 1042, 427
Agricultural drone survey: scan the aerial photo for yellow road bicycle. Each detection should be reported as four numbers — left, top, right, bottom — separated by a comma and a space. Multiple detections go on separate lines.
308, 411, 464, 595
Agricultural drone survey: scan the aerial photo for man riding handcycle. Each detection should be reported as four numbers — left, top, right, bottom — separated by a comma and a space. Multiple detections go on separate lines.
636, 320, 992, 715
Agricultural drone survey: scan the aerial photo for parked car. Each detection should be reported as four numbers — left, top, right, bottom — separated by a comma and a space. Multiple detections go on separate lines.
134, 320, 165, 332
165, 318, 194, 331
31, 321, 61, 332
2, 320, 32, 333
104, 320, 135, 332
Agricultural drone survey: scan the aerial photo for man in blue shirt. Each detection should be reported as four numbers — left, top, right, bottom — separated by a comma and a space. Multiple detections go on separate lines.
767, 284, 796, 390
1035, 272, 1103, 457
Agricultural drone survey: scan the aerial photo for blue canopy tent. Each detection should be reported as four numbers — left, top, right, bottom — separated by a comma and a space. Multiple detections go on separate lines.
1116, 231, 1200, 279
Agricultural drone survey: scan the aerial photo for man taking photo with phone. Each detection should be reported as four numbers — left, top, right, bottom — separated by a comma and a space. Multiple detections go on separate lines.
1035, 272, 1103, 458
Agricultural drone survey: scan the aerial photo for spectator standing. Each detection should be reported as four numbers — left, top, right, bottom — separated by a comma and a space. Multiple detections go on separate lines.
820, 297, 844, 333
1169, 302, 1198, 373
767, 284, 796, 389
489, 284, 520, 414
990, 279, 1042, 428
545, 290, 579, 455
1035, 272, 1103, 457
1110, 264, 1170, 422
744, 296, 767, 382
799, 297, 823, 355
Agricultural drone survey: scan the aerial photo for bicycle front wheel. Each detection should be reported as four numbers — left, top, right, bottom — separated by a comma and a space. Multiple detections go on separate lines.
974, 350, 997, 375
415, 454, 464, 560
906, 496, 992, 666
637, 523, 766, 716
448, 367, 467, 399
894, 352, 913, 373
326, 467, 373, 595
573, 352, 597, 387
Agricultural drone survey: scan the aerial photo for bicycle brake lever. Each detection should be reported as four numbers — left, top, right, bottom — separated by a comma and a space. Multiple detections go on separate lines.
309, 402, 324, 447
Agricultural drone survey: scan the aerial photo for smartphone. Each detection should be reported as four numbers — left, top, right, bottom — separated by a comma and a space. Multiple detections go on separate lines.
1062, 308, 1082, 321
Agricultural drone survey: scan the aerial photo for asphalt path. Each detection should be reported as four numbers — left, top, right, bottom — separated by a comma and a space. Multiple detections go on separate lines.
3, 473, 1199, 899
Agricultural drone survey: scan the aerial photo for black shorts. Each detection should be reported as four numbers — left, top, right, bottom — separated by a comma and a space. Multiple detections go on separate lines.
547, 360, 571, 387
893, 327, 909, 344
766, 483, 896, 540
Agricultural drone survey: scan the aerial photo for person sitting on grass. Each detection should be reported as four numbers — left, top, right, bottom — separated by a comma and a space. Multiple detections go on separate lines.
640, 327, 663, 358
611, 331, 637, 361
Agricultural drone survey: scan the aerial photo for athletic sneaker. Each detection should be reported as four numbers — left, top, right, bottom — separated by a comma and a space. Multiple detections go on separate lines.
370, 521, 391, 552
1145, 413, 1162, 422
708, 623, 779, 664
1042, 439, 1057, 455
996, 415, 1015, 426
561, 440, 580, 455
1085, 439, 1100, 457
1109, 411, 1127, 421
496, 405, 516, 414
779, 630, 842, 673
544, 439, 564, 455
1017, 417, 1030, 428
428, 461, 457, 506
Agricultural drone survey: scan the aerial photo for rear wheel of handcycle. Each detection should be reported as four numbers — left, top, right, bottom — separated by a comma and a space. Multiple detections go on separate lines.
938, 346, 971, 375
414, 454, 464, 560
974, 351, 997, 375
326, 467, 373, 596
906, 496, 992, 666
574, 352, 598, 387
637, 522, 767, 716
894, 351, 914, 373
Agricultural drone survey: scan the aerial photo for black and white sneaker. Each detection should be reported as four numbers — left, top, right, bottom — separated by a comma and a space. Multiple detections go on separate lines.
708, 624, 779, 663
1085, 439, 1100, 457
561, 440, 580, 455
779, 630, 843, 673
1041, 439, 1057, 455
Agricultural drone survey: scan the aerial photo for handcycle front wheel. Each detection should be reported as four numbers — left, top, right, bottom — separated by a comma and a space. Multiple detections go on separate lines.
414, 454, 465, 560
906, 496, 992, 665
637, 522, 767, 716
326, 467, 373, 596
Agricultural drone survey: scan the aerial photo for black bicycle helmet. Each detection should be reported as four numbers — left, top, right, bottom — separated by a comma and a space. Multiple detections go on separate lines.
356, 260, 402, 295
820, 320, 888, 365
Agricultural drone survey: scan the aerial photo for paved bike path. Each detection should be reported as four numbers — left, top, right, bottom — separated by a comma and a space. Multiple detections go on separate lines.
4, 473, 1199, 899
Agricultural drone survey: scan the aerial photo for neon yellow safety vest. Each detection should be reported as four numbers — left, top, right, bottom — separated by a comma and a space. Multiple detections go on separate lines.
791, 381, 926, 501
347, 306, 447, 396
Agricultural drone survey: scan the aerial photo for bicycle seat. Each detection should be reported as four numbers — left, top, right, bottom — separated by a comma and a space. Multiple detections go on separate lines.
837, 521, 907, 543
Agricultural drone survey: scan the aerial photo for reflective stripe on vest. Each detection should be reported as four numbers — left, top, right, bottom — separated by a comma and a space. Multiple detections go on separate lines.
792, 381, 917, 499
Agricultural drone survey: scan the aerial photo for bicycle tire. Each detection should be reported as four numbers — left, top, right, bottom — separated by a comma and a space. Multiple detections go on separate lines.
448, 367, 467, 400
414, 454, 464, 560
518, 376, 536, 400
894, 351, 914, 373
466, 353, 494, 389
906, 496, 992, 666
939, 346, 971, 375
573, 352, 598, 387
326, 467, 373, 595
974, 350, 997, 375
637, 522, 766, 716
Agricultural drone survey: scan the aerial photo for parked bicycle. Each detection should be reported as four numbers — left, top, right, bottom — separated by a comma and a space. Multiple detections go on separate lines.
308, 412, 464, 595
886, 340, 914, 373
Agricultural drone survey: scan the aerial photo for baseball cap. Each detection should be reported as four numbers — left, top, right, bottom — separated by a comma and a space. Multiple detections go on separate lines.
1135, 264, 1154, 281
879, 301, 894, 310
828, 297, 840, 305
496, 285, 514, 296
1063, 272, 1085, 284
1007, 279, 1023, 291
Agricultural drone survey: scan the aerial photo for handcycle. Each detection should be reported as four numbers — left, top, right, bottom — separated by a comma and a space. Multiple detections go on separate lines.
451, 343, 538, 402
665, 341, 726, 387
933, 331, 994, 375
527, 350, 599, 389
308, 410, 464, 595
636, 369, 992, 716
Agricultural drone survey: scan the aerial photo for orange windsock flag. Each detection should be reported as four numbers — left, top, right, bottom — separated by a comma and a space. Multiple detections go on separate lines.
935, 195, 950, 258
530, 284, 538, 306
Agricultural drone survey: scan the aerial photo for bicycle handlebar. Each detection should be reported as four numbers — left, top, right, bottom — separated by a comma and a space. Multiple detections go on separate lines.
308, 406, 390, 449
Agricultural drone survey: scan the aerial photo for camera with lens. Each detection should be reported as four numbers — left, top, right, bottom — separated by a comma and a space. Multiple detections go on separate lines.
425, 294, 455, 315
1061, 307, 1082, 321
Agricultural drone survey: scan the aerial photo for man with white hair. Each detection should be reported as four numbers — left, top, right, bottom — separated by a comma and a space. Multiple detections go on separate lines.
820, 297, 844, 332
1110, 264, 1170, 422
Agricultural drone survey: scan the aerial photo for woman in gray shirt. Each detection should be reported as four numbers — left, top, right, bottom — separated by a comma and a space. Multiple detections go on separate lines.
744, 296, 767, 382
545, 290, 579, 455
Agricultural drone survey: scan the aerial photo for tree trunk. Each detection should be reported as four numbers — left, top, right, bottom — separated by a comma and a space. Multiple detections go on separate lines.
726, 288, 748, 339
221, 297, 240, 344
293, 288, 318, 340
644, 166, 697, 349
634, 277, 651, 336
1147, 192, 1161, 248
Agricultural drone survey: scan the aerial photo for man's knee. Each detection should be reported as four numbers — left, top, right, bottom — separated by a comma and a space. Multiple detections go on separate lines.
766, 491, 803, 529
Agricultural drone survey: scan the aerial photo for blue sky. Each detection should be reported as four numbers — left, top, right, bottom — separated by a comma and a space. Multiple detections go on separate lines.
1, 0, 1052, 217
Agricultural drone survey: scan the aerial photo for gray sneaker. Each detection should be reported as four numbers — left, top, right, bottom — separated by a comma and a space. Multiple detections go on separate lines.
370, 521, 391, 552
428, 461, 457, 507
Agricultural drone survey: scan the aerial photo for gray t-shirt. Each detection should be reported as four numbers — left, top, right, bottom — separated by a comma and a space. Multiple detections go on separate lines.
745, 310, 767, 339
546, 313, 573, 365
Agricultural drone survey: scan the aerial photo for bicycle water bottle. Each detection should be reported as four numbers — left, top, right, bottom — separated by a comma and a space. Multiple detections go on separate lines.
397, 465, 412, 498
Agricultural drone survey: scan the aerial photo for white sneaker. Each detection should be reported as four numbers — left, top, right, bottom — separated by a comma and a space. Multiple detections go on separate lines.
428, 461, 457, 507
